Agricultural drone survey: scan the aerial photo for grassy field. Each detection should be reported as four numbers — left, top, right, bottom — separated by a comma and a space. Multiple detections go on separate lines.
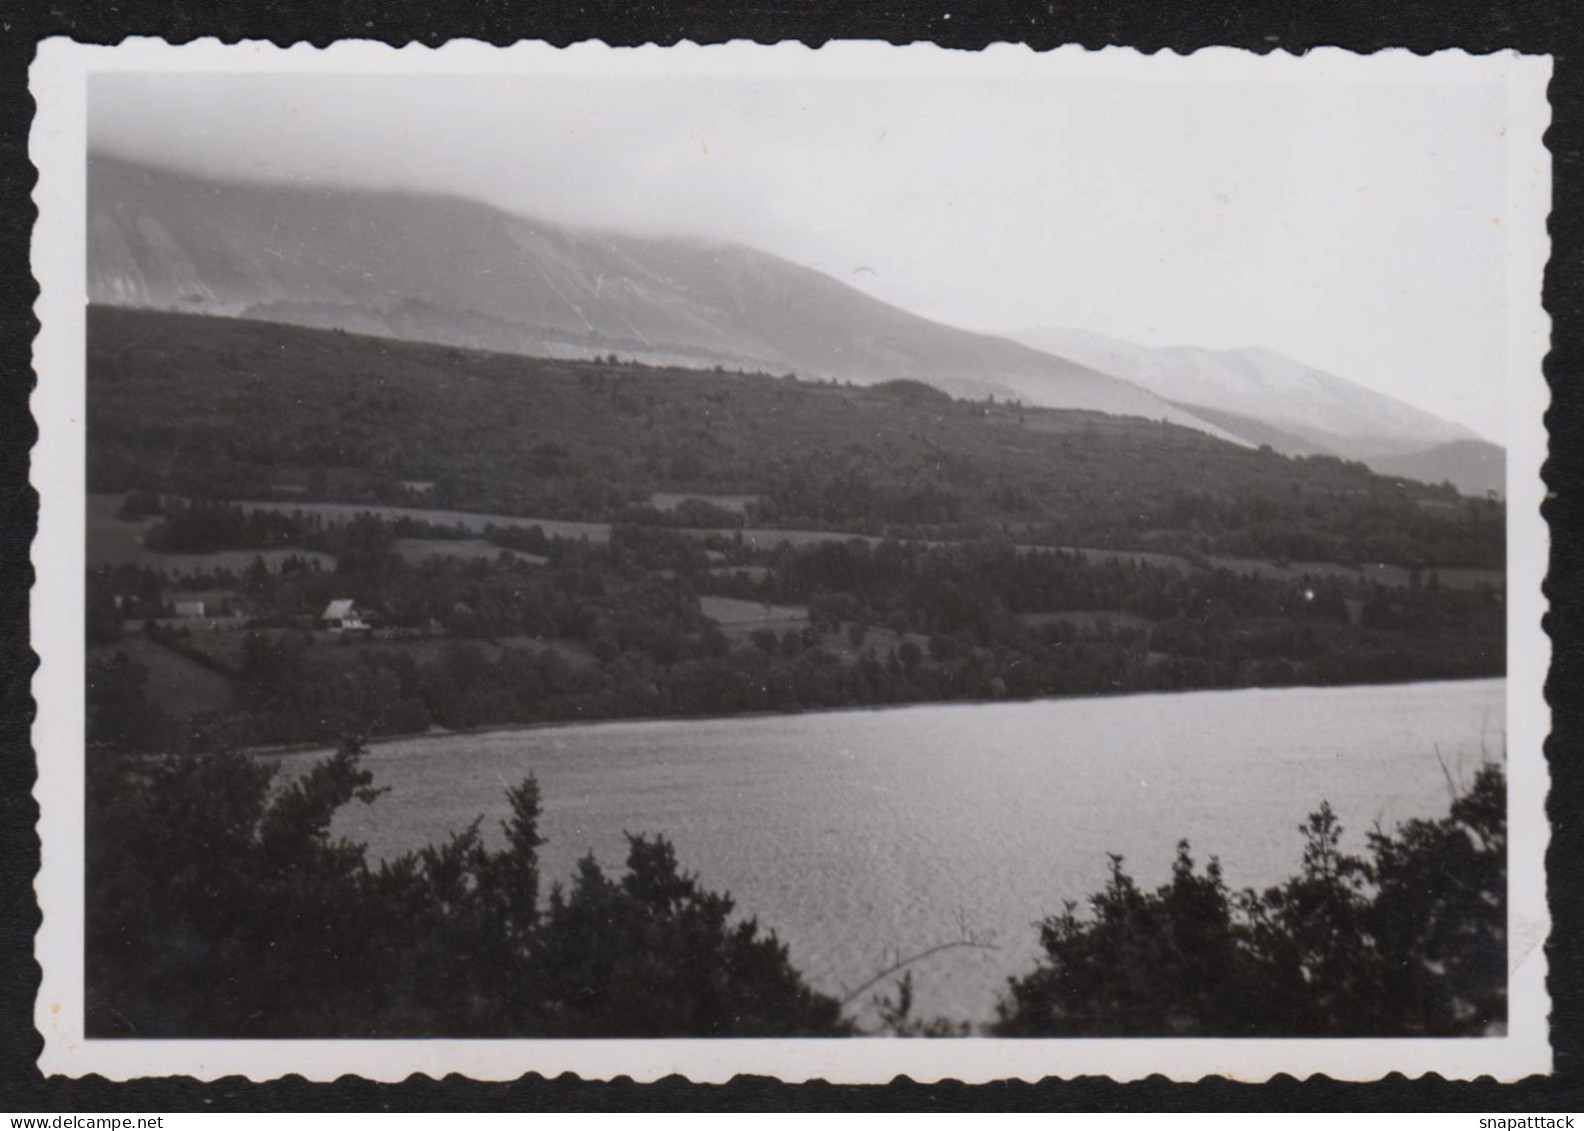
391, 537, 548, 565
697, 596, 934, 665
90, 636, 234, 717
699, 596, 810, 644
700, 595, 809, 625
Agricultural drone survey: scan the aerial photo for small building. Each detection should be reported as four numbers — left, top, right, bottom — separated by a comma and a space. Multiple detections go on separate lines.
173, 600, 206, 618
321, 598, 369, 632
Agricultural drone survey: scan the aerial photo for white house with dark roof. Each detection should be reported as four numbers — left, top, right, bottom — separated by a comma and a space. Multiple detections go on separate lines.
321, 598, 368, 632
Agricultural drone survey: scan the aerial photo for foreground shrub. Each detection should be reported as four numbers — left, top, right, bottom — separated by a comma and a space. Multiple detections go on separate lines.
995, 764, 1506, 1036
86, 742, 849, 1038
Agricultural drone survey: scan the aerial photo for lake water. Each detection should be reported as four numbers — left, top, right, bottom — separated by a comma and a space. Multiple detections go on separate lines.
298, 679, 1505, 1027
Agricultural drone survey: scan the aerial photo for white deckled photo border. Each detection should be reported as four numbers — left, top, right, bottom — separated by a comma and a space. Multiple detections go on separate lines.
29, 37, 1555, 1084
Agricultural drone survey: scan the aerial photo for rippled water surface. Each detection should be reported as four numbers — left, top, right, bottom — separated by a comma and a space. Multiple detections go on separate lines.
304, 679, 1504, 1025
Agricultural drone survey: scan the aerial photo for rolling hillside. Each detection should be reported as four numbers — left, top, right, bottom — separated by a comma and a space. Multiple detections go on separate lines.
87, 153, 1237, 441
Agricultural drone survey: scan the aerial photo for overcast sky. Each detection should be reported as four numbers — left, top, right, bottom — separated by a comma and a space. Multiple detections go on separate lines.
90, 69, 1517, 440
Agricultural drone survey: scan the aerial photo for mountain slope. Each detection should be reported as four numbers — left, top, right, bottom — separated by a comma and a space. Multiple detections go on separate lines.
1008, 325, 1478, 462
1154, 403, 1339, 459
1367, 439, 1506, 498
87, 153, 1239, 441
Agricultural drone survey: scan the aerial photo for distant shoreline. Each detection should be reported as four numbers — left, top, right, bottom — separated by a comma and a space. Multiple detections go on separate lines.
256, 672, 1506, 761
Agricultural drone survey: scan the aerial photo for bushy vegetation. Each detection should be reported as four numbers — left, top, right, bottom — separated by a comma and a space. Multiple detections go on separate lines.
86, 740, 848, 1038
995, 764, 1507, 1037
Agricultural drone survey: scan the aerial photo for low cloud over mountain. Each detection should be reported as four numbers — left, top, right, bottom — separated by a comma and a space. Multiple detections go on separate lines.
87, 154, 1240, 443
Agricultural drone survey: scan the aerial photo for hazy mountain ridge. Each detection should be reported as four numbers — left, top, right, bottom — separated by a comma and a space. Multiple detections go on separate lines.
87, 153, 1241, 441
1366, 439, 1506, 499
1158, 402, 1341, 459
1008, 327, 1480, 458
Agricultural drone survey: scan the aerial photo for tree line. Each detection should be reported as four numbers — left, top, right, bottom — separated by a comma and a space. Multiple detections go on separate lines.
87, 739, 848, 1037
996, 764, 1505, 1036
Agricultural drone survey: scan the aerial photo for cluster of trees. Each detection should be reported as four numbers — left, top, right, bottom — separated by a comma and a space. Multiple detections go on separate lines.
143, 499, 320, 554
87, 740, 848, 1037
996, 764, 1507, 1036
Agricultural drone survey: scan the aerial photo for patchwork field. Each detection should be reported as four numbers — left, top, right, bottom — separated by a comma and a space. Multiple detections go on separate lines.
699, 596, 809, 637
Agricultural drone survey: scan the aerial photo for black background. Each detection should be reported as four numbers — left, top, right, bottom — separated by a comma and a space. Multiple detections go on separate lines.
0, 0, 1578, 1112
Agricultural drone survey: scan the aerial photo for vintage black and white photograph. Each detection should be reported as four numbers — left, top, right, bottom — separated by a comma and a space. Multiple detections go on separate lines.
30, 41, 1551, 1082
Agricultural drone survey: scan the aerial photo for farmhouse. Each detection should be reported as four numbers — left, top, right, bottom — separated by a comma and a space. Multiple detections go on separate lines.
321, 598, 369, 632
173, 599, 206, 618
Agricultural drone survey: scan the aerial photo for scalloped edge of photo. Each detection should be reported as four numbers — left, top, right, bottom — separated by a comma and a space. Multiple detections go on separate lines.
28, 36, 1555, 1084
